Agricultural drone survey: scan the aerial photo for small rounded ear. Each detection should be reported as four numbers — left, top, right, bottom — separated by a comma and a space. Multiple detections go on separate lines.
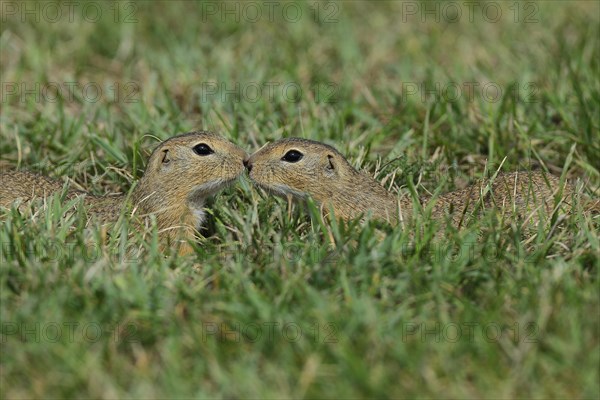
324, 154, 337, 176
327, 154, 335, 170
161, 148, 171, 164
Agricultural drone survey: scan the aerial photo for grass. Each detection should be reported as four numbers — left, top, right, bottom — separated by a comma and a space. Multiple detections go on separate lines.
1, 1, 599, 398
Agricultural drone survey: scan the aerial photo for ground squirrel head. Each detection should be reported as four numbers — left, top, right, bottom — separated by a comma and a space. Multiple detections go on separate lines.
246, 138, 357, 199
134, 131, 247, 229
142, 131, 247, 195
246, 138, 396, 221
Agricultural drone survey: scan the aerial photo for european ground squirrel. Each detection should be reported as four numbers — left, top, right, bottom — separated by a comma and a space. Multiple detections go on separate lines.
0, 131, 248, 254
246, 138, 592, 229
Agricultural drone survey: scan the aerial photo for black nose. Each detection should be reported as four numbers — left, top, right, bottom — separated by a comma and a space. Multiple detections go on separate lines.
244, 159, 252, 172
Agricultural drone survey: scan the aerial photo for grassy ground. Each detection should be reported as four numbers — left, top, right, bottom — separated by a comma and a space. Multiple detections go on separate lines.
1, 1, 599, 398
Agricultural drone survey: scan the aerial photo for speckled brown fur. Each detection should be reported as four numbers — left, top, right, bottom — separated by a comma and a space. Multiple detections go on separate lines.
0, 131, 248, 254
246, 138, 585, 229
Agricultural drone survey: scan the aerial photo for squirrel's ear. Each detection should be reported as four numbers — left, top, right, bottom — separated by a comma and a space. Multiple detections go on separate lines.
161, 149, 171, 164
327, 155, 335, 170
325, 154, 337, 176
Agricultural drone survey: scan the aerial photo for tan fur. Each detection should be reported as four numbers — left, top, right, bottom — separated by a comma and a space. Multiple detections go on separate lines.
0, 131, 248, 254
246, 138, 583, 229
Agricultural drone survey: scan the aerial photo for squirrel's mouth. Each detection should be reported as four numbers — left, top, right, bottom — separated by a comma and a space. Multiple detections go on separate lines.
192, 176, 239, 198
249, 178, 306, 200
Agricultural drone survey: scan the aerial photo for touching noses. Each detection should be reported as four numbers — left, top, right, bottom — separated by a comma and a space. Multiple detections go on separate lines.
243, 158, 253, 173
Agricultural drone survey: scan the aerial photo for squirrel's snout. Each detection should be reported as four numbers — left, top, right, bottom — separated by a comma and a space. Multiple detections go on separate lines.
243, 158, 253, 173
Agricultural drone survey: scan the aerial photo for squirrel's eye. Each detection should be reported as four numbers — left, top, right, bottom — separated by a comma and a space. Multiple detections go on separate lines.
193, 143, 214, 156
281, 150, 303, 163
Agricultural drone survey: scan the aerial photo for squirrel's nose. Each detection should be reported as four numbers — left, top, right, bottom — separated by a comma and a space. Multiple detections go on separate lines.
244, 158, 252, 172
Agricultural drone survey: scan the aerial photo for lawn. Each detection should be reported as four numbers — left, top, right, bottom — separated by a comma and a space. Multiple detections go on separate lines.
1, 1, 599, 398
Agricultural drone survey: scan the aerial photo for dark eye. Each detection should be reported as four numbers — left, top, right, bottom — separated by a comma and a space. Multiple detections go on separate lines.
193, 143, 214, 156
281, 150, 303, 163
